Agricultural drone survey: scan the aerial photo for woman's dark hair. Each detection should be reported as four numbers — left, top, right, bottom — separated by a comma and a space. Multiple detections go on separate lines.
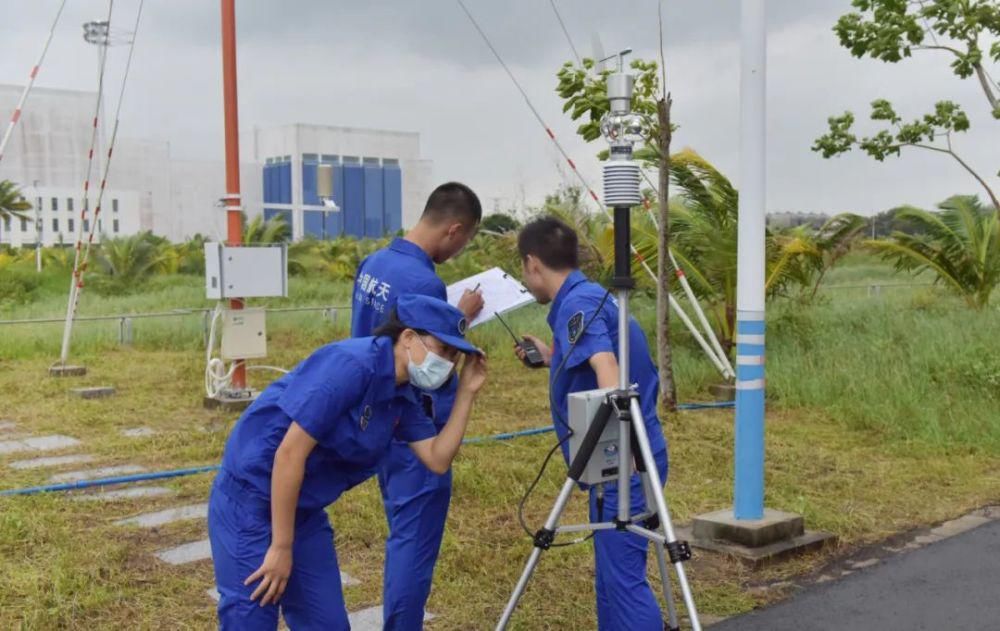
373, 307, 428, 342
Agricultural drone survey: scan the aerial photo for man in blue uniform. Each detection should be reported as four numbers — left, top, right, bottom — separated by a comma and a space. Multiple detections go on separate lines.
208, 294, 488, 630
350, 182, 484, 628
513, 216, 668, 631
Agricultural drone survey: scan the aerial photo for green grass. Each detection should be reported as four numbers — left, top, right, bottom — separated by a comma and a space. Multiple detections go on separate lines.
0, 254, 999, 628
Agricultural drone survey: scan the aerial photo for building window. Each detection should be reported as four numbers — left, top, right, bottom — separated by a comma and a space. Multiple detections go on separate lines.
112, 199, 119, 213
3, 217, 9, 232
83, 219, 90, 233
113, 219, 119, 233
302, 153, 318, 163
21, 218, 28, 232
51, 197, 58, 211
68, 218, 75, 233
98, 219, 103, 233
363, 157, 380, 165
67, 198, 74, 212
265, 157, 274, 165
321, 154, 339, 164
52, 218, 59, 232
36, 197, 42, 213
383, 158, 400, 166
282, 155, 291, 162
342, 155, 360, 164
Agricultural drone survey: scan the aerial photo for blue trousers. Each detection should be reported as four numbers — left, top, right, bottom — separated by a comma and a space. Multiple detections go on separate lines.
377, 438, 452, 630
588, 450, 669, 631
208, 471, 350, 630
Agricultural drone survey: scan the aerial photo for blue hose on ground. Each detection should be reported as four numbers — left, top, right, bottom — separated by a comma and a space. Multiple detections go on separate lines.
0, 465, 220, 497
0, 401, 734, 497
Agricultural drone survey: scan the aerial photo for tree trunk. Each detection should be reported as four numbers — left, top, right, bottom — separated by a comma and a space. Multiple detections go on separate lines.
656, 95, 678, 413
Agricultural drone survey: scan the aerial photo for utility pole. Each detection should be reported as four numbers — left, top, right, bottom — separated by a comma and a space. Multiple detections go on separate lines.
734, 0, 767, 521
220, 0, 246, 392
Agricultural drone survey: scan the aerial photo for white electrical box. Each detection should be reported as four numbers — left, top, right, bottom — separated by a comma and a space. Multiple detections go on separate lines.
221, 308, 267, 360
568, 387, 633, 485
205, 243, 288, 299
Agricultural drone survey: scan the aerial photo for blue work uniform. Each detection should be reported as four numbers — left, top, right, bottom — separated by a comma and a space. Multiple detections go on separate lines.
350, 237, 454, 629
548, 270, 669, 631
208, 336, 437, 631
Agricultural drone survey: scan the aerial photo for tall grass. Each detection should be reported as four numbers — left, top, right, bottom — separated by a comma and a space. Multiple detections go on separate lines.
2, 255, 996, 453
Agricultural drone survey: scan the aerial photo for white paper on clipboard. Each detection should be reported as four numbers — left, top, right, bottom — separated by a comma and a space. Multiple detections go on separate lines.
446, 267, 535, 328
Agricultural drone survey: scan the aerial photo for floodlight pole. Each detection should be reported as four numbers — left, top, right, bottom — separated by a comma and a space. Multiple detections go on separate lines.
220, 0, 246, 391
734, 0, 767, 520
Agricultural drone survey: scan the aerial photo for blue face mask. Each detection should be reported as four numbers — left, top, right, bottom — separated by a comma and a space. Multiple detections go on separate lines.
407, 336, 455, 391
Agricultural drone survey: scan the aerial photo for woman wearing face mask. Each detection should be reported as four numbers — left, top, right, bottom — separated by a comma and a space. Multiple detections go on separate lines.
207, 294, 487, 630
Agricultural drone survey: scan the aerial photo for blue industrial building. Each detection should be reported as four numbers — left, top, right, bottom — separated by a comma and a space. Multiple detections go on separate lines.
251, 124, 430, 241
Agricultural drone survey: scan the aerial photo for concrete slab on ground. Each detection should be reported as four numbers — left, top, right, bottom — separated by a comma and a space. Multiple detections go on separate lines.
69, 386, 116, 399
348, 606, 433, 629
120, 427, 157, 438
49, 365, 87, 377
50, 464, 146, 483
71, 486, 172, 501
0, 435, 81, 455
156, 539, 212, 565
115, 503, 208, 528
9, 454, 97, 470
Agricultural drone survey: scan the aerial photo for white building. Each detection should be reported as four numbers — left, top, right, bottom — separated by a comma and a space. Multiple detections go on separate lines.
0, 84, 433, 246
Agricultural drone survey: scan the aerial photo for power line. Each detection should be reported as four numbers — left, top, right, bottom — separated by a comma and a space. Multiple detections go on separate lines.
548, 0, 581, 66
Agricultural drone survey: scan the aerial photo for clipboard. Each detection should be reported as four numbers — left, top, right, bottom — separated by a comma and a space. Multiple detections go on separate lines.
446, 267, 535, 328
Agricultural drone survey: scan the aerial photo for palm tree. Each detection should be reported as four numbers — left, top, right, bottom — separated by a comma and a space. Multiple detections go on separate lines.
634, 149, 864, 349
868, 195, 999, 308
91, 231, 169, 291
0, 180, 32, 225
243, 213, 290, 244
768, 213, 869, 301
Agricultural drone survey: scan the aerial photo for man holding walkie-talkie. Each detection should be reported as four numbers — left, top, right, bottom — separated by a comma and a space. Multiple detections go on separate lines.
513, 216, 669, 631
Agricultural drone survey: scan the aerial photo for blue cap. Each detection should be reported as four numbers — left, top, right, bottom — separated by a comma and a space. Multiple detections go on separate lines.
396, 294, 480, 355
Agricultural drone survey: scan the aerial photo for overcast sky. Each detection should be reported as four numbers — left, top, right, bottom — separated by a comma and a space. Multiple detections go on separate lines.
1, 0, 997, 216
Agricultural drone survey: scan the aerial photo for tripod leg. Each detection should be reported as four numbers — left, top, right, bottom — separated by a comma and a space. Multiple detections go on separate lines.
629, 398, 702, 631
496, 477, 576, 630
498, 402, 615, 630
632, 429, 681, 631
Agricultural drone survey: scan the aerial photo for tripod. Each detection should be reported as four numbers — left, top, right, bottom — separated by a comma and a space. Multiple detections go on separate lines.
496, 50, 700, 630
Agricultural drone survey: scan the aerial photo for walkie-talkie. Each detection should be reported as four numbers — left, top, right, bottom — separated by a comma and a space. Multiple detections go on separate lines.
494, 311, 546, 369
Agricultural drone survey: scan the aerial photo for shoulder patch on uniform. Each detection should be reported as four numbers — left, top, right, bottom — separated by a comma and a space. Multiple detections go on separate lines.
457, 317, 468, 335
567, 311, 585, 343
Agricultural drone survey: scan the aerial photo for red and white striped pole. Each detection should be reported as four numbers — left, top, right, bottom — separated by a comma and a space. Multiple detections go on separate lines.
59, 2, 114, 368
221, 0, 247, 392
0, 0, 68, 165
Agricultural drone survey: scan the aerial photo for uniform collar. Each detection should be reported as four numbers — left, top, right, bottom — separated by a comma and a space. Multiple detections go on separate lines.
389, 237, 435, 269
372, 335, 419, 405
547, 269, 588, 328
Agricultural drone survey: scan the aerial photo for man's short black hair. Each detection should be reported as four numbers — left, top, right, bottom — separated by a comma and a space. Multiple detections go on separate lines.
421, 182, 482, 227
517, 216, 579, 270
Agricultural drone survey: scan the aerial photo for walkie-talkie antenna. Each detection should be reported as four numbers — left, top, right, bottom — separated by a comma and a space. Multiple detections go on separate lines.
493, 310, 519, 343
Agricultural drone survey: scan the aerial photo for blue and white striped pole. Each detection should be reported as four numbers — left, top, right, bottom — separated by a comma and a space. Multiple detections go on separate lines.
735, 0, 767, 521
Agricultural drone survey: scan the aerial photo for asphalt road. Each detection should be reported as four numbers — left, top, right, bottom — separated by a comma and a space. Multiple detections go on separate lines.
710, 519, 1000, 631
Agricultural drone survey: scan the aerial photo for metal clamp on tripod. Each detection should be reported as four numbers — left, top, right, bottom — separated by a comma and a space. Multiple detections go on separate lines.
496, 50, 701, 631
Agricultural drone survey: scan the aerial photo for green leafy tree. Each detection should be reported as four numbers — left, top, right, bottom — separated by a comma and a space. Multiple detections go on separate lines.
868, 195, 999, 308
480, 213, 521, 234
0, 180, 32, 225
814, 0, 1000, 212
